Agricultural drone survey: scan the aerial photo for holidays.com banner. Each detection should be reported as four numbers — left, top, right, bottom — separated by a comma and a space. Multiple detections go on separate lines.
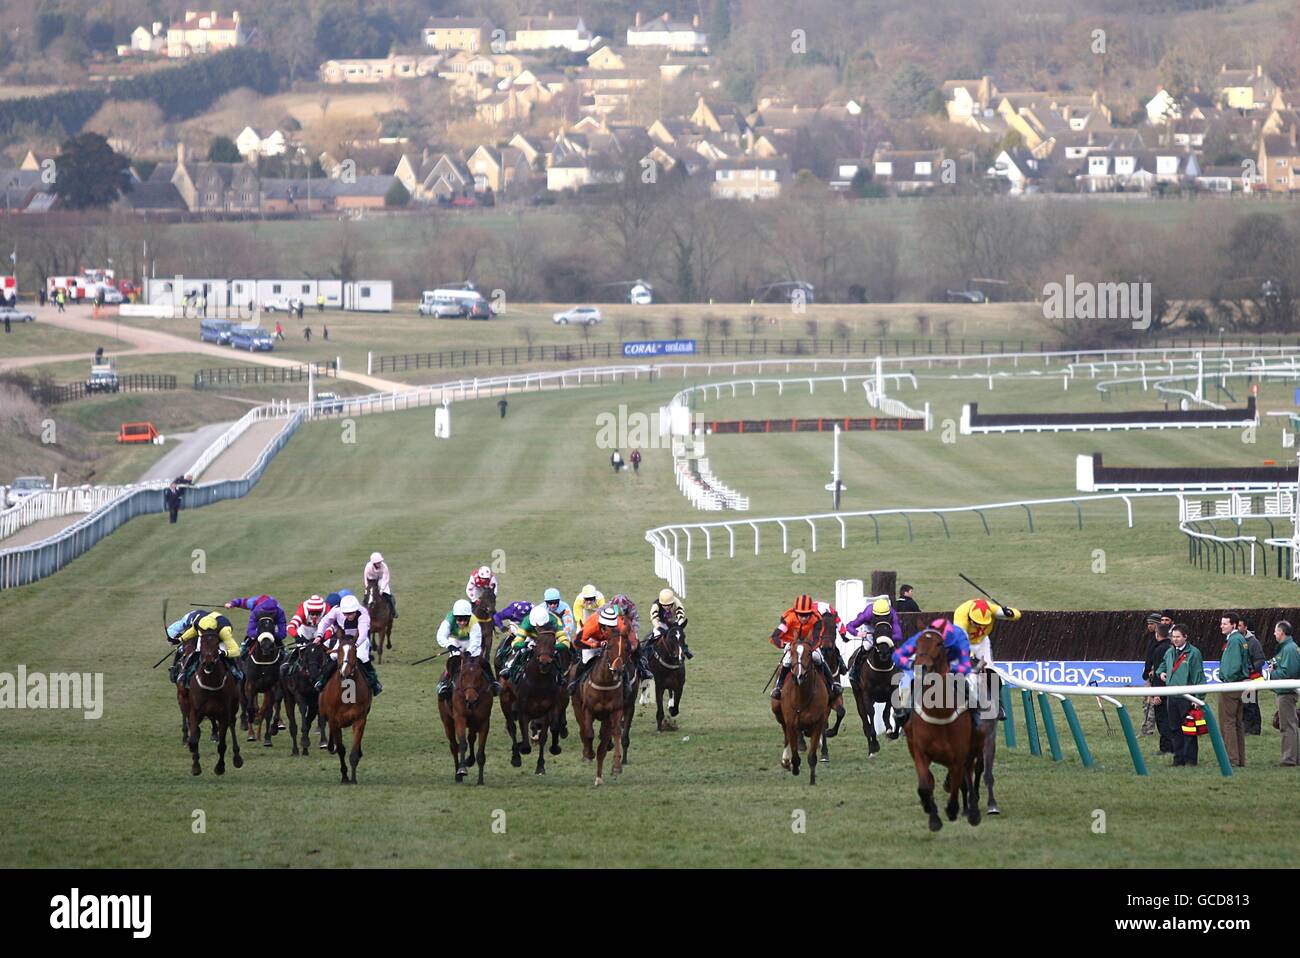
995, 661, 1224, 687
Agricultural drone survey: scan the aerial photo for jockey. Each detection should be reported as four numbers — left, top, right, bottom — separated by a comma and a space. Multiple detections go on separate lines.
287, 594, 330, 642
891, 618, 981, 726
465, 565, 498, 603
178, 611, 244, 684
568, 604, 624, 695
312, 595, 382, 695
769, 594, 840, 700
608, 593, 650, 680
954, 597, 1019, 720
225, 594, 287, 653
363, 552, 397, 619
166, 609, 206, 682
502, 604, 572, 682
573, 583, 606, 625
540, 587, 576, 640
493, 599, 534, 633
436, 598, 497, 698
844, 596, 903, 645
643, 589, 693, 670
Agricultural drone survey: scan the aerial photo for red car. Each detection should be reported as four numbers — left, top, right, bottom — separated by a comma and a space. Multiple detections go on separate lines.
450, 196, 477, 208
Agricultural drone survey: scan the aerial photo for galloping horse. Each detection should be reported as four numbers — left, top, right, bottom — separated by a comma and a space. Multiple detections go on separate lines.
772, 640, 831, 784
318, 634, 372, 784
647, 623, 687, 732
242, 630, 284, 746
438, 653, 492, 784
814, 619, 846, 763
472, 586, 498, 666
280, 640, 325, 757
174, 635, 199, 745
903, 629, 985, 831
365, 580, 393, 665
572, 629, 627, 786
499, 626, 567, 774
848, 622, 902, 756
184, 630, 243, 776
974, 664, 1001, 815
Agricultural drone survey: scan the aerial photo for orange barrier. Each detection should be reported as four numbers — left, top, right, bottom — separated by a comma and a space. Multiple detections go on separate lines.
118, 421, 158, 444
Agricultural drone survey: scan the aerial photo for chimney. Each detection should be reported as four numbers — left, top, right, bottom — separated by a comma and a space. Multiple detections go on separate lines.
152, 20, 162, 35
693, 14, 700, 27
177, 142, 186, 166
635, 11, 641, 26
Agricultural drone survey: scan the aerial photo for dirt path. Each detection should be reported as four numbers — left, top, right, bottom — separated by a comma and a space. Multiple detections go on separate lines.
139, 421, 235, 483
196, 420, 289, 482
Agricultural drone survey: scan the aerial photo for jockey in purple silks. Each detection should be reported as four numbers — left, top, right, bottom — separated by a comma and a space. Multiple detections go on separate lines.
225, 594, 288, 653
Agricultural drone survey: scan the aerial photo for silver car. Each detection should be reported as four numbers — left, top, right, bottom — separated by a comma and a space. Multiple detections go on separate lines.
0, 305, 35, 323
553, 306, 602, 326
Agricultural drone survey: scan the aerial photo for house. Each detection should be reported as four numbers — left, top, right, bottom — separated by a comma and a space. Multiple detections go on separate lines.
466, 145, 532, 195
319, 55, 442, 84
394, 152, 475, 202
710, 156, 788, 200
1194, 165, 1246, 192
1146, 88, 1182, 125
690, 97, 748, 143
1258, 125, 1300, 191
871, 148, 945, 192
166, 10, 245, 58
829, 158, 865, 191
120, 22, 165, 56
547, 155, 595, 191
627, 12, 708, 52
1075, 150, 1200, 192
118, 180, 187, 213
0, 169, 44, 211
423, 16, 494, 53
942, 76, 998, 125
235, 127, 287, 158
474, 89, 532, 125
587, 46, 627, 71
1217, 64, 1276, 112
319, 175, 397, 210
258, 178, 330, 213
659, 56, 715, 83
989, 148, 1050, 193
510, 12, 593, 52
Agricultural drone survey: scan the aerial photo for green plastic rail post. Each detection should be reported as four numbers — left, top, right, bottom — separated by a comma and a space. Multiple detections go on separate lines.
1022, 688, 1041, 756
1001, 682, 1016, 748
1057, 695, 1094, 767
1037, 691, 1064, 761
1194, 695, 1233, 777
1113, 701, 1147, 776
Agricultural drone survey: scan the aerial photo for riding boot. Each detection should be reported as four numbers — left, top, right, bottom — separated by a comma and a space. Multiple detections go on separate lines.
681, 636, 694, 659
222, 652, 245, 684
771, 665, 790, 700
314, 656, 337, 692
821, 660, 841, 698
637, 646, 653, 680
168, 648, 183, 683
568, 660, 589, 696
436, 671, 452, 700
362, 661, 382, 695
387, 593, 397, 620
483, 660, 500, 695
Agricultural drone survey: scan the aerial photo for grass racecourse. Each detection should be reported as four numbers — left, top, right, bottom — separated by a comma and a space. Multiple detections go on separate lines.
2, 362, 1299, 868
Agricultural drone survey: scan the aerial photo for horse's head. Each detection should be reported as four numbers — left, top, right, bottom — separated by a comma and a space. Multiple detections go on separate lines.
533, 627, 557, 672
790, 641, 815, 685
254, 631, 277, 659
457, 655, 486, 706
603, 626, 627, 677
659, 624, 683, 661
365, 580, 380, 607
912, 629, 949, 674
473, 586, 497, 621
303, 641, 326, 679
198, 629, 222, 665
256, 614, 276, 635
335, 637, 356, 679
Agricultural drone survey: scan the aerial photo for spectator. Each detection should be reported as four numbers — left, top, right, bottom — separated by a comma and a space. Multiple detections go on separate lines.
1267, 620, 1299, 766
497, 398, 508, 419
163, 481, 183, 524
1140, 612, 1162, 735
38, 287, 46, 307
1146, 622, 1175, 755
55, 288, 65, 312
274, 320, 285, 342
1160, 624, 1205, 767
296, 299, 305, 321
630, 448, 641, 473
895, 585, 921, 613
248, 298, 255, 317
95, 346, 103, 364
1217, 613, 1250, 768
304, 327, 312, 341
1238, 614, 1265, 735
610, 449, 624, 473
317, 292, 325, 312
3, 313, 9, 334
322, 324, 329, 341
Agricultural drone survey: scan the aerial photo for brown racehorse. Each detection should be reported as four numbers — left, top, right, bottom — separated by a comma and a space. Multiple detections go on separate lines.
647, 623, 687, 732
572, 629, 627, 786
242, 631, 283, 746
848, 624, 902, 756
364, 580, 393, 665
814, 620, 846, 763
174, 636, 198, 745
472, 587, 498, 666
499, 626, 567, 774
280, 640, 326, 757
318, 634, 372, 784
903, 629, 985, 831
771, 639, 830, 784
184, 630, 243, 776
438, 653, 492, 784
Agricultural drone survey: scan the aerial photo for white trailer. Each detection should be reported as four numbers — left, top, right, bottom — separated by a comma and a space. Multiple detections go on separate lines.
343, 280, 392, 312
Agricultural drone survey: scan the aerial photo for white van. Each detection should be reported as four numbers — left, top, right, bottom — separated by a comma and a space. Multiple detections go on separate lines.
420, 288, 490, 318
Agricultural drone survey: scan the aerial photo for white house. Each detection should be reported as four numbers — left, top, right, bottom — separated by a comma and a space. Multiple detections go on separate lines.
166, 10, 246, 58
509, 12, 594, 52
235, 127, 287, 158
1146, 88, 1181, 125
319, 55, 442, 84
627, 12, 708, 52
120, 22, 165, 56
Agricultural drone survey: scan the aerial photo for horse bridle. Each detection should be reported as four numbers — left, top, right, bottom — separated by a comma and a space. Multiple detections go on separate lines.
584, 635, 626, 691
911, 631, 962, 725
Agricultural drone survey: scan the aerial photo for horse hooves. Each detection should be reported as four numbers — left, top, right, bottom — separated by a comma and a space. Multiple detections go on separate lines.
510, 755, 522, 768
549, 744, 561, 755
869, 740, 881, 754
535, 767, 545, 775
885, 731, 899, 740
594, 777, 603, 787
929, 818, 943, 832
820, 755, 829, 764
215, 764, 225, 776
968, 811, 982, 827
825, 727, 838, 739
946, 808, 958, 822
988, 804, 1000, 815
319, 741, 328, 750
519, 744, 531, 755
233, 754, 243, 768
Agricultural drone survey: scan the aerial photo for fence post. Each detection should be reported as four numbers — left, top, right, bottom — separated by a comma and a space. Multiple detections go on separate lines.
1058, 696, 1094, 767
1195, 695, 1234, 777
1037, 692, 1064, 760
367, 351, 372, 376
1022, 689, 1041, 756
1114, 703, 1148, 775
1001, 682, 1016, 747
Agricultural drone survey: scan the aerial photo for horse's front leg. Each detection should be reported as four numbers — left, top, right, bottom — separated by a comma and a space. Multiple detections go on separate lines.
655, 680, 666, 731
186, 706, 202, 775
911, 748, 940, 831
348, 718, 364, 784
285, 690, 300, 755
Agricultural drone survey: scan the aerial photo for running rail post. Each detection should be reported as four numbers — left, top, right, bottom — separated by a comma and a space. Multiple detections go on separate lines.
1001, 681, 1016, 747
1022, 689, 1041, 756
1037, 691, 1064, 761
1112, 700, 1148, 775
1055, 694, 1094, 767
1190, 694, 1233, 777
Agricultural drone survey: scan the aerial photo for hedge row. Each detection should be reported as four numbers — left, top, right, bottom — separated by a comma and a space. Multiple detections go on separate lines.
968, 396, 1256, 426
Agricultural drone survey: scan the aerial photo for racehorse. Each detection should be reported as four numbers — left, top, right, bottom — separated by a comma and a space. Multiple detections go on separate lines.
974, 664, 1001, 815
903, 629, 985, 831
771, 640, 830, 784
318, 634, 372, 784
438, 653, 492, 784
848, 623, 902, 756
647, 623, 687, 732
499, 626, 567, 774
184, 629, 243, 776
280, 640, 325, 756
572, 628, 627, 786
472, 586, 498, 666
365, 580, 393, 665
814, 621, 846, 763
242, 630, 284, 746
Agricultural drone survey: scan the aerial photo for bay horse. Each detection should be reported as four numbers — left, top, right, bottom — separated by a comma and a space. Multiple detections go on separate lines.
848, 623, 902, 756
499, 626, 567, 774
647, 624, 687, 732
771, 640, 830, 784
472, 587, 498, 667
280, 640, 325, 757
184, 630, 243, 776
242, 630, 284, 746
572, 629, 627, 786
318, 634, 372, 784
438, 653, 492, 784
364, 580, 393, 665
814, 620, 846, 763
903, 629, 985, 831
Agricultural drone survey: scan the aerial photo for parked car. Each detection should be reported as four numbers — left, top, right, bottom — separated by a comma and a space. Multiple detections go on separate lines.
99, 287, 125, 304
262, 297, 302, 313
0, 305, 35, 323
449, 196, 477, 208
229, 325, 275, 351
467, 299, 493, 320
944, 288, 987, 304
199, 319, 236, 344
553, 306, 602, 326
315, 391, 344, 413
4, 475, 52, 507
86, 364, 119, 393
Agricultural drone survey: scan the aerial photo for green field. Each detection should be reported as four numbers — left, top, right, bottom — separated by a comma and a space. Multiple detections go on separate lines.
1, 369, 1297, 868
